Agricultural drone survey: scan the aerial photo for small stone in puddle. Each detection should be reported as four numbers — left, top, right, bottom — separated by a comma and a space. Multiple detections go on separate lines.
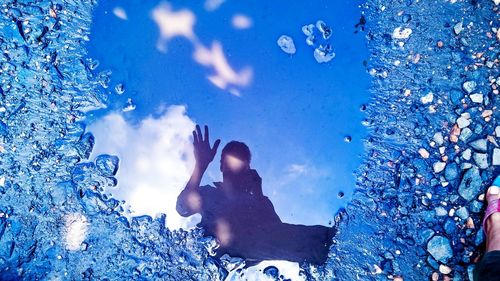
427, 236, 453, 263
458, 166, 482, 201
493, 148, 500, 166
469, 93, 483, 103
469, 139, 487, 152
473, 153, 488, 169
462, 81, 476, 93
433, 162, 446, 173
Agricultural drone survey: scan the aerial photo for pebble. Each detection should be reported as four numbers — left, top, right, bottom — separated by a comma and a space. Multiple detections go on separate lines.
433, 132, 444, 145
469, 139, 487, 152
456, 116, 471, 128
392, 27, 412, 39
433, 162, 446, 173
421, 92, 434, 104
427, 236, 453, 263
462, 81, 477, 93
277, 35, 296, 54
456, 207, 469, 220
439, 264, 452, 274
473, 153, 488, 169
435, 206, 447, 216
458, 166, 482, 201
453, 21, 464, 35
469, 93, 483, 103
493, 148, 500, 166
419, 148, 430, 158
495, 126, 500, 137
444, 162, 458, 180
460, 128, 473, 142
462, 148, 472, 160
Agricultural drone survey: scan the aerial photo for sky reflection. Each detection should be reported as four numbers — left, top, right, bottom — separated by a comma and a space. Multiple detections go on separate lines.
85, 0, 368, 237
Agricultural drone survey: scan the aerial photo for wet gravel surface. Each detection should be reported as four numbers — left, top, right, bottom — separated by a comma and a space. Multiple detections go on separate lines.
0, 0, 499, 280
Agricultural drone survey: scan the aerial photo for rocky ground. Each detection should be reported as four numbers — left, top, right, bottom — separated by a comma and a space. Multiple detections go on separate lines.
0, 0, 498, 280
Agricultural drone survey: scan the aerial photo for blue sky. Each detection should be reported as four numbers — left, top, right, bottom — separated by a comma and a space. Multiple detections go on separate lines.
84, 0, 369, 230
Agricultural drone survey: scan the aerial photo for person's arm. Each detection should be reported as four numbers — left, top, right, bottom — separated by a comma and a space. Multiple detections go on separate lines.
175, 124, 220, 217
176, 164, 207, 217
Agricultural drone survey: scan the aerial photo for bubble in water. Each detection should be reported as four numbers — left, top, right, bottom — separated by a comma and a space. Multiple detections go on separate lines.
344, 135, 352, 143
277, 35, 296, 54
115, 83, 125, 95
338, 191, 345, 198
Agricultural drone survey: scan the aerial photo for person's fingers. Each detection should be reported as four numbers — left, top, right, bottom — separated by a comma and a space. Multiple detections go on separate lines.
204, 125, 209, 143
196, 124, 202, 143
212, 139, 221, 155
486, 186, 500, 203
192, 130, 198, 144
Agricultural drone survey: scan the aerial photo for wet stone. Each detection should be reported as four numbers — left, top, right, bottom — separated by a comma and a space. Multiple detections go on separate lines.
462, 148, 472, 161
435, 206, 447, 216
427, 236, 453, 263
469, 139, 487, 152
457, 116, 470, 128
456, 207, 469, 220
433, 132, 444, 145
458, 166, 482, 201
453, 21, 464, 35
459, 128, 473, 142
445, 162, 459, 181
473, 153, 488, 169
469, 93, 483, 103
450, 90, 463, 105
433, 162, 446, 173
493, 148, 500, 166
470, 200, 483, 213
462, 81, 477, 94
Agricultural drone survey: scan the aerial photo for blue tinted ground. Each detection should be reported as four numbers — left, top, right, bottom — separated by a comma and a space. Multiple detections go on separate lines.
0, 0, 499, 281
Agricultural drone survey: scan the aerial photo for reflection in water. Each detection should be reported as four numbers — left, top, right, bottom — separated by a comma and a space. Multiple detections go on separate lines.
152, 2, 252, 96
176, 125, 335, 266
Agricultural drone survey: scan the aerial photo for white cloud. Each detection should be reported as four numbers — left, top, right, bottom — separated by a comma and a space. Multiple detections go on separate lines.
151, 2, 252, 96
193, 41, 253, 96
151, 2, 196, 52
87, 104, 202, 230
204, 0, 226, 11
232, 14, 253, 29
113, 7, 128, 20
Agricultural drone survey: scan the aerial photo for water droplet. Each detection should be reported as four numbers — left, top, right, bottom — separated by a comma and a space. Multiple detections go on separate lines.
122, 98, 136, 112
338, 191, 345, 198
115, 83, 125, 95
344, 136, 352, 143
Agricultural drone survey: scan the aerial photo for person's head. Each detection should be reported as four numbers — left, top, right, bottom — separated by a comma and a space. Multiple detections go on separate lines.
220, 141, 251, 178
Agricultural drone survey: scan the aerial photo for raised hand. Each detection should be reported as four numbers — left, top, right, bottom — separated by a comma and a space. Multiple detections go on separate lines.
192, 124, 221, 170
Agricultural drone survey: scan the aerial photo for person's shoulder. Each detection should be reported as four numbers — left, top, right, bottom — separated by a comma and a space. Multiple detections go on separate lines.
199, 183, 219, 194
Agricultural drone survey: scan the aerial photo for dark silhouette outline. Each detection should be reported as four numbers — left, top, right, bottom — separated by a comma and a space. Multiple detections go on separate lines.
176, 124, 335, 268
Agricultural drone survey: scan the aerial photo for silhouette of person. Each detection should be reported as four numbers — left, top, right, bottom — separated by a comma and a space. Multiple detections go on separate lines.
176, 124, 335, 268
